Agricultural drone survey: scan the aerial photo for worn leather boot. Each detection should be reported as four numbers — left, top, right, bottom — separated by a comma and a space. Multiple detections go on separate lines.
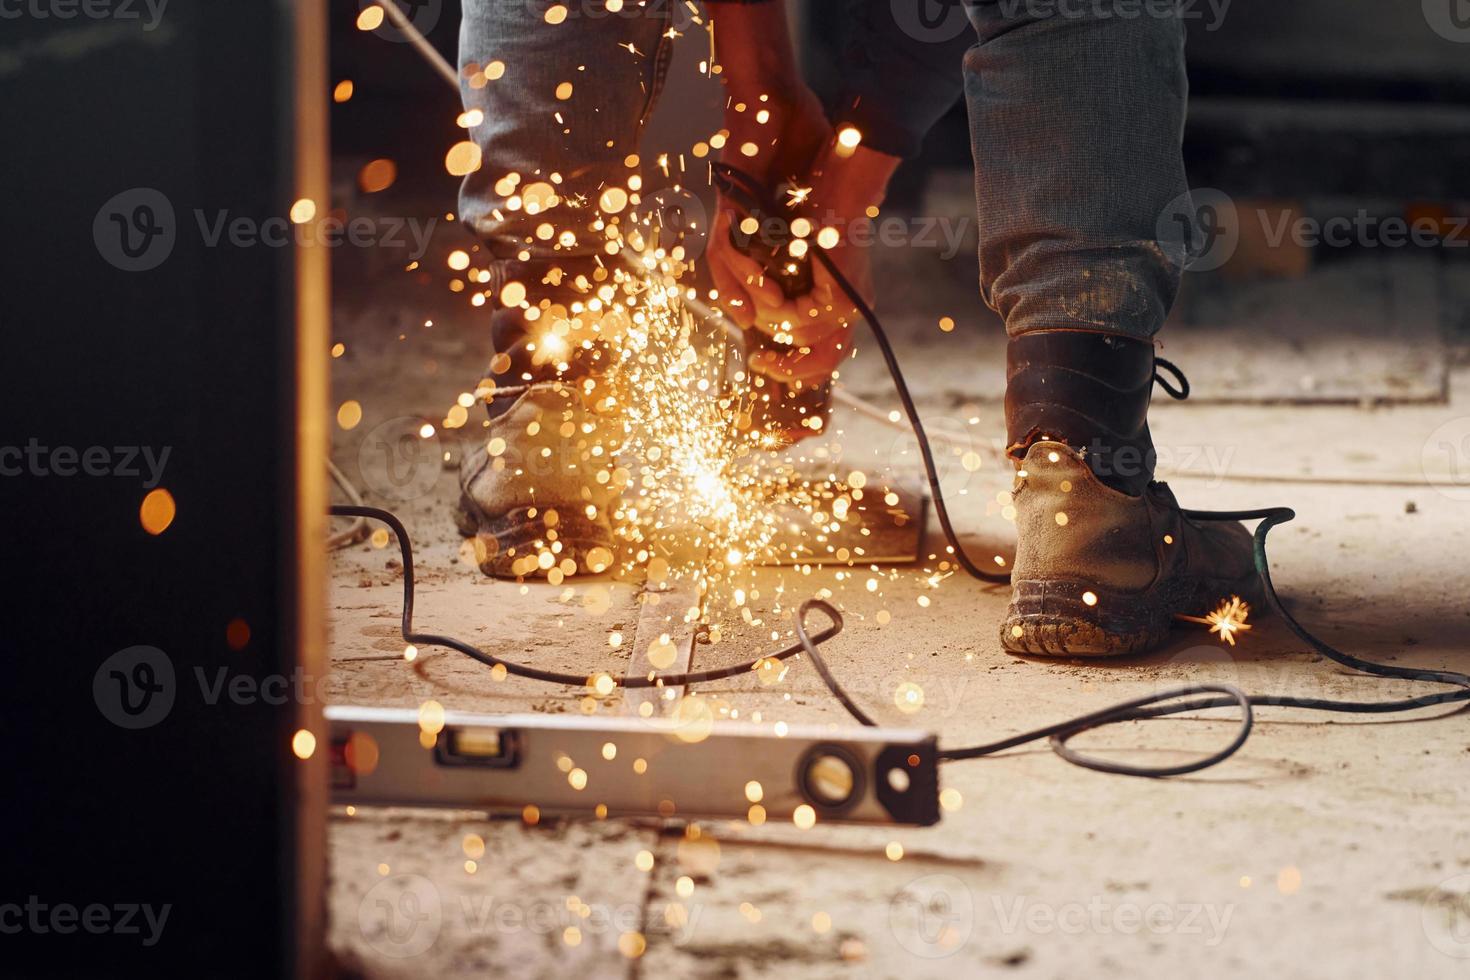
999, 330, 1256, 656
455, 381, 621, 580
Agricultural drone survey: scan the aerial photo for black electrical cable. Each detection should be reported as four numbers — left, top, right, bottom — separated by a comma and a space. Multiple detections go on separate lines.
328, 163, 1469, 779
330, 504, 840, 689
1152, 357, 1191, 400
803, 245, 1470, 775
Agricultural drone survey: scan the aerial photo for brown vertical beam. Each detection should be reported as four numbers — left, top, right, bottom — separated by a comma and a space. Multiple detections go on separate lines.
289, 0, 331, 977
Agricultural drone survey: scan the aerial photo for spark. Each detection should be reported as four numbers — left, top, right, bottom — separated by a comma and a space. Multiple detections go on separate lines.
784, 183, 813, 208
1177, 595, 1253, 646
604, 273, 833, 601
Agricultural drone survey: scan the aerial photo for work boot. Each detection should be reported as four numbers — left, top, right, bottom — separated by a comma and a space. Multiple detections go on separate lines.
454, 381, 621, 580
998, 331, 1256, 657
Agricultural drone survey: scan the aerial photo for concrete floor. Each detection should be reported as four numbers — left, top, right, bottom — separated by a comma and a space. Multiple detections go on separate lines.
323, 231, 1470, 976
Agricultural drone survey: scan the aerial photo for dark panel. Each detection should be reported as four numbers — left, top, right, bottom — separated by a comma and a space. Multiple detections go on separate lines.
0, 2, 323, 976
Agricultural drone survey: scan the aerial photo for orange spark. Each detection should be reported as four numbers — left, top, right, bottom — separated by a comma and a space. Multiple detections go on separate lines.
1177, 595, 1253, 646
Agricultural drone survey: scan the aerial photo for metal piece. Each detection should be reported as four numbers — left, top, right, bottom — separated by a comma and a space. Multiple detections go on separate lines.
761, 476, 928, 566
328, 705, 942, 826
666, 266, 917, 435
623, 582, 700, 718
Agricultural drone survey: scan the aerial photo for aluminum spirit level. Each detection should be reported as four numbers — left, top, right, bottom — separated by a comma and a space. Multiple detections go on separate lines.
327, 705, 941, 826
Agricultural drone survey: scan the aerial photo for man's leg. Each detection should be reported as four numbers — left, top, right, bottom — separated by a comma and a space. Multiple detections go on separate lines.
961, 2, 1255, 655
964, 0, 1188, 495
964, 1, 1190, 347
459, 0, 676, 387
454, 1, 675, 578
828, 0, 974, 159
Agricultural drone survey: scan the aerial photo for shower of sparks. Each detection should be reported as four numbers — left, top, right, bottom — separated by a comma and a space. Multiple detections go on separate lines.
598, 251, 857, 608
438, 159, 885, 609
359, 19, 981, 640
1177, 595, 1253, 646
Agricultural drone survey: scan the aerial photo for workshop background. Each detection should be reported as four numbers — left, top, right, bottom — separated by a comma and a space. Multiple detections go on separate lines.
321, 2, 1470, 978
1, 1, 1467, 977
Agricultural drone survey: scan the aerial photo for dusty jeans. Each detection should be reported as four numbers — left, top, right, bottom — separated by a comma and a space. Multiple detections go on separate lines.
458, 0, 1192, 373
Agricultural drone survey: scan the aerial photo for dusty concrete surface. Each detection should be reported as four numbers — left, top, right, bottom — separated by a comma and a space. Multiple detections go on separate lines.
323, 220, 1470, 978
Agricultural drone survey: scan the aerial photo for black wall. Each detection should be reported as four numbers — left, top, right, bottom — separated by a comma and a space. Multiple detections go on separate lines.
0, 3, 316, 975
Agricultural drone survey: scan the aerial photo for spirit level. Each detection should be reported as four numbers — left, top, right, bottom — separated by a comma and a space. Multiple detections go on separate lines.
327, 705, 941, 826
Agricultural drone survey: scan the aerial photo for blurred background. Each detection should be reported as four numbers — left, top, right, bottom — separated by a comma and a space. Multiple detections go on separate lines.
329, 0, 1470, 412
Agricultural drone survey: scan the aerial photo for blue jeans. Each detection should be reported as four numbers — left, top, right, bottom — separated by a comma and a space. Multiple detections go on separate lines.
458, 0, 1190, 377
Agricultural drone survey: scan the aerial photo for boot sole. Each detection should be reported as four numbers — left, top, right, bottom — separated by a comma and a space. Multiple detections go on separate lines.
1000, 571, 1259, 658
454, 492, 614, 579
